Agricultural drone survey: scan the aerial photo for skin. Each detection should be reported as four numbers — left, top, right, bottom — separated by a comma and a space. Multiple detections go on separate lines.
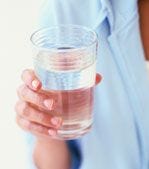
15, 1, 149, 168
15, 69, 101, 169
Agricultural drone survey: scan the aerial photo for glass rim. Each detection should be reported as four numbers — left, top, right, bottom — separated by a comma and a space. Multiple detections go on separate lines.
30, 24, 98, 53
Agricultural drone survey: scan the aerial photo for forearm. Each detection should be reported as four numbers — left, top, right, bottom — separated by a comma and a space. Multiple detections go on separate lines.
138, 0, 149, 60
33, 138, 71, 169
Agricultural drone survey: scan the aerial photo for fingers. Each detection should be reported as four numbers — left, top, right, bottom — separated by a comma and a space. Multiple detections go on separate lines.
17, 85, 54, 111
95, 73, 102, 85
21, 69, 42, 91
21, 69, 102, 89
15, 101, 62, 128
16, 115, 57, 138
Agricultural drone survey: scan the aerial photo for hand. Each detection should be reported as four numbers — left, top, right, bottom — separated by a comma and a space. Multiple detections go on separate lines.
15, 69, 63, 139
15, 69, 102, 140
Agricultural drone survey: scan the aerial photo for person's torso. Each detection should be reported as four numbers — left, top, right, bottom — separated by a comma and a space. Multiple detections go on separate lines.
39, 0, 149, 168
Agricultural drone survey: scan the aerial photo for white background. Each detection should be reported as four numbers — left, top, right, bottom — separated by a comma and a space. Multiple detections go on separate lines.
0, 0, 44, 168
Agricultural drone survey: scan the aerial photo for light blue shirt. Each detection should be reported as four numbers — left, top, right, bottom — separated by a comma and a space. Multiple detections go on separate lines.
28, 0, 149, 169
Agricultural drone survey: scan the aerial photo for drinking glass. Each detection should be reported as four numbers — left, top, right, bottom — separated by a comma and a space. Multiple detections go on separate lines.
31, 25, 98, 140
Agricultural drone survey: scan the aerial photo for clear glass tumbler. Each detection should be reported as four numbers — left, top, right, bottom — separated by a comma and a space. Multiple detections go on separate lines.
31, 25, 98, 140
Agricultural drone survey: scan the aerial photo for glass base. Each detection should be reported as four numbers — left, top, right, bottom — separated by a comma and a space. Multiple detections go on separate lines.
55, 120, 92, 140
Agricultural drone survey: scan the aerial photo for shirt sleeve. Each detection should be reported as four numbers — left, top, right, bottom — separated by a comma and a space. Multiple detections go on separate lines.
25, 134, 37, 169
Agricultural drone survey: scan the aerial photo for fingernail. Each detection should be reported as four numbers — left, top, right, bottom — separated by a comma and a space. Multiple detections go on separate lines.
48, 129, 57, 136
51, 117, 62, 127
32, 79, 40, 89
44, 99, 54, 110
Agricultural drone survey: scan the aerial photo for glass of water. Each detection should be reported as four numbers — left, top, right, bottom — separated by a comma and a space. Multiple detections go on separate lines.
31, 25, 98, 140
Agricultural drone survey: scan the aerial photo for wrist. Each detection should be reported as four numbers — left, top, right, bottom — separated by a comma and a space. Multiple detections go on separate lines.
33, 138, 71, 169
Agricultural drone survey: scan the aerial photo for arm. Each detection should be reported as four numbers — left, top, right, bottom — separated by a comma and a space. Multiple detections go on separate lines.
16, 70, 101, 169
138, 0, 149, 60
33, 139, 71, 169
15, 70, 71, 169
